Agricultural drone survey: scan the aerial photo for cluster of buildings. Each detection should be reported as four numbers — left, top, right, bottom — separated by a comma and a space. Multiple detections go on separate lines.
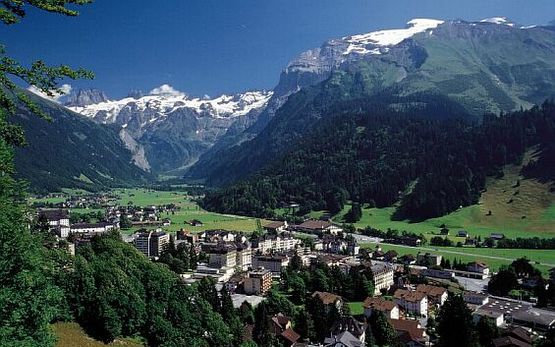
369, 246, 491, 280
106, 204, 174, 227
39, 209, 117, 238
34, 192, 117, 210
37, 207, 553, 346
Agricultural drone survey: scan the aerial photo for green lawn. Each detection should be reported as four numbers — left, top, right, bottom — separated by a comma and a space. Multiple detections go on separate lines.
53, 322, 144, 347
360, 243, 554, 274
332, 157, 555, 240
335, 203, 555, 241
348, 301, 365, 316
113, 188, 265, 234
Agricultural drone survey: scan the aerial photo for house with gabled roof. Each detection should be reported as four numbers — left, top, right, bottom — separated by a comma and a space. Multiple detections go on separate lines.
363, 297, 399, 319
415, 284, 448, 306
394, 289, 428, 317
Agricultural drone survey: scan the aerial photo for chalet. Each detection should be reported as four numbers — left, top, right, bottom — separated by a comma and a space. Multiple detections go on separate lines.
225, 273, 246, 294
363, 297, 399, 319
467, 262, 490, 276
270, 314, 300, 347
415, 284, 448, 306
323, 331, 363, 347
312, 291, 344, 313
490, 233, 505, 240
297, 220, 342, 235
394, 289, 428, 317
458, 230, 469, 238
330, 316, 366, 344
388, 319, 429, 347
176, 229, 199, 244
264, 220, 288, 233
189, 219, 204, 227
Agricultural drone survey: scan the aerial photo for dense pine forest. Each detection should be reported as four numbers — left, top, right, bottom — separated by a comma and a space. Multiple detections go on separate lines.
202, 97, 555, 221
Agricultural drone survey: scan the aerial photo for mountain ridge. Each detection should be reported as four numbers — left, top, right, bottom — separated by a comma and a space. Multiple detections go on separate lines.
187, 17, 555, 185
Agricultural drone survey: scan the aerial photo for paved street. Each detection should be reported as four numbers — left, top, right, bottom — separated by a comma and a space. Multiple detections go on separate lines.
455, 275, 489, 293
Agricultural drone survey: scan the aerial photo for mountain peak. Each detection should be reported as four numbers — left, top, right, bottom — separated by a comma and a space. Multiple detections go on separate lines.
479, 17, 515, 27
64, 88, 109, 107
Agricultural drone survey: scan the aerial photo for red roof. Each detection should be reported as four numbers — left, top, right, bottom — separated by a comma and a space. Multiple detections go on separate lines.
312, 291, 342, 305
298, 220, 332, 230
389, 319, 426, 342
363, 297, 397, 311
281, 328, 300, 343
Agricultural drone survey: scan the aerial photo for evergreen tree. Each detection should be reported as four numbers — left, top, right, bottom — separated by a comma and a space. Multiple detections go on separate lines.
0, 1, 93, 346
369, 311, 397, 347
476, 316, 499, 347
345, 202, 363, 223
294, 308, 315, 341
437, 295, 479, 347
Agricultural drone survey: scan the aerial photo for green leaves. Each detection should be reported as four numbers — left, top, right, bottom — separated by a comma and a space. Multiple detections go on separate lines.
0, 0, 93, 25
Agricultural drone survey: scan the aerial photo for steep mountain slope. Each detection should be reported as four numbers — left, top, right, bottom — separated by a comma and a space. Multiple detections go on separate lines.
68, 87, 272, 175
188, 18, 555, 185
12, 91, 151, 192
202, 100, 555, 221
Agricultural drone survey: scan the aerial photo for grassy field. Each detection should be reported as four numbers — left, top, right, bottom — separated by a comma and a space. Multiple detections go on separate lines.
329, 152, 555, 240
348, 301, 365, 316
360, 242, 554, 274
53, 322, 143, 347
113, 188, 266, 234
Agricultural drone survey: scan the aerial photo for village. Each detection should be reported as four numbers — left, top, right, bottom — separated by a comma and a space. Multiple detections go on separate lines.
37, 201, 555, 347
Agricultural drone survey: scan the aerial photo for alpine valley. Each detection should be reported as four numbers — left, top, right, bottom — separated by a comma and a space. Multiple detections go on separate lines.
21, 17, 555, 220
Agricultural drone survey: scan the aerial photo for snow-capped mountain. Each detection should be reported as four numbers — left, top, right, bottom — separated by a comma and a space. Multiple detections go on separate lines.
189, 17, 555, 184
68, 86, 272, 127
65, 89, 109, 107
67, 86, 272, 174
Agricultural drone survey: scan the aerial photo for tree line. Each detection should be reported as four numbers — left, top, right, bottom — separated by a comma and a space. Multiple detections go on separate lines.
203, 96, 555, 222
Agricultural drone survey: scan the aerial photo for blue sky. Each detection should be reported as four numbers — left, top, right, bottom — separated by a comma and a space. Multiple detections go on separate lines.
3, 0, 555, 98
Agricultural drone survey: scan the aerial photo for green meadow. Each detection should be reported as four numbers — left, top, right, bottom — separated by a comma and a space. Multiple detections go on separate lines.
113, 188, 265, 234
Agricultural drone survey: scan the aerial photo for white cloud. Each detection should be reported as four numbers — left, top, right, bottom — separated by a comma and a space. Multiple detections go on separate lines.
149, 84, 185, 97
27, 83, 72, 103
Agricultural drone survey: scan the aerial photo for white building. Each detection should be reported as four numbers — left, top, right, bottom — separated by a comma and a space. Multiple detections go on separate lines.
363, 297, 400, 320
39, 209, 70, 238
394, 289, 428, 317
371, 263, 394, 295
70, 222, 115, 235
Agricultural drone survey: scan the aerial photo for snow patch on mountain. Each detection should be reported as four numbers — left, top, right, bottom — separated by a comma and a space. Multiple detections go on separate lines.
480, 17, 515, 27
342, 19, 444, 56
68, 87, 273, 124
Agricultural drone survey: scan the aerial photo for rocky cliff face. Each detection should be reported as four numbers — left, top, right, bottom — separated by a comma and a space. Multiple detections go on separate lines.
188, 18, 555, 185
64, 89, 109, 107
67, 87, 272, 175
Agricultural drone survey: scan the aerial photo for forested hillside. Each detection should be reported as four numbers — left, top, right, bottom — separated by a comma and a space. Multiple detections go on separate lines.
202, 99, 555, 221
11, 92, 151, 192
188, 20, 555, 185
